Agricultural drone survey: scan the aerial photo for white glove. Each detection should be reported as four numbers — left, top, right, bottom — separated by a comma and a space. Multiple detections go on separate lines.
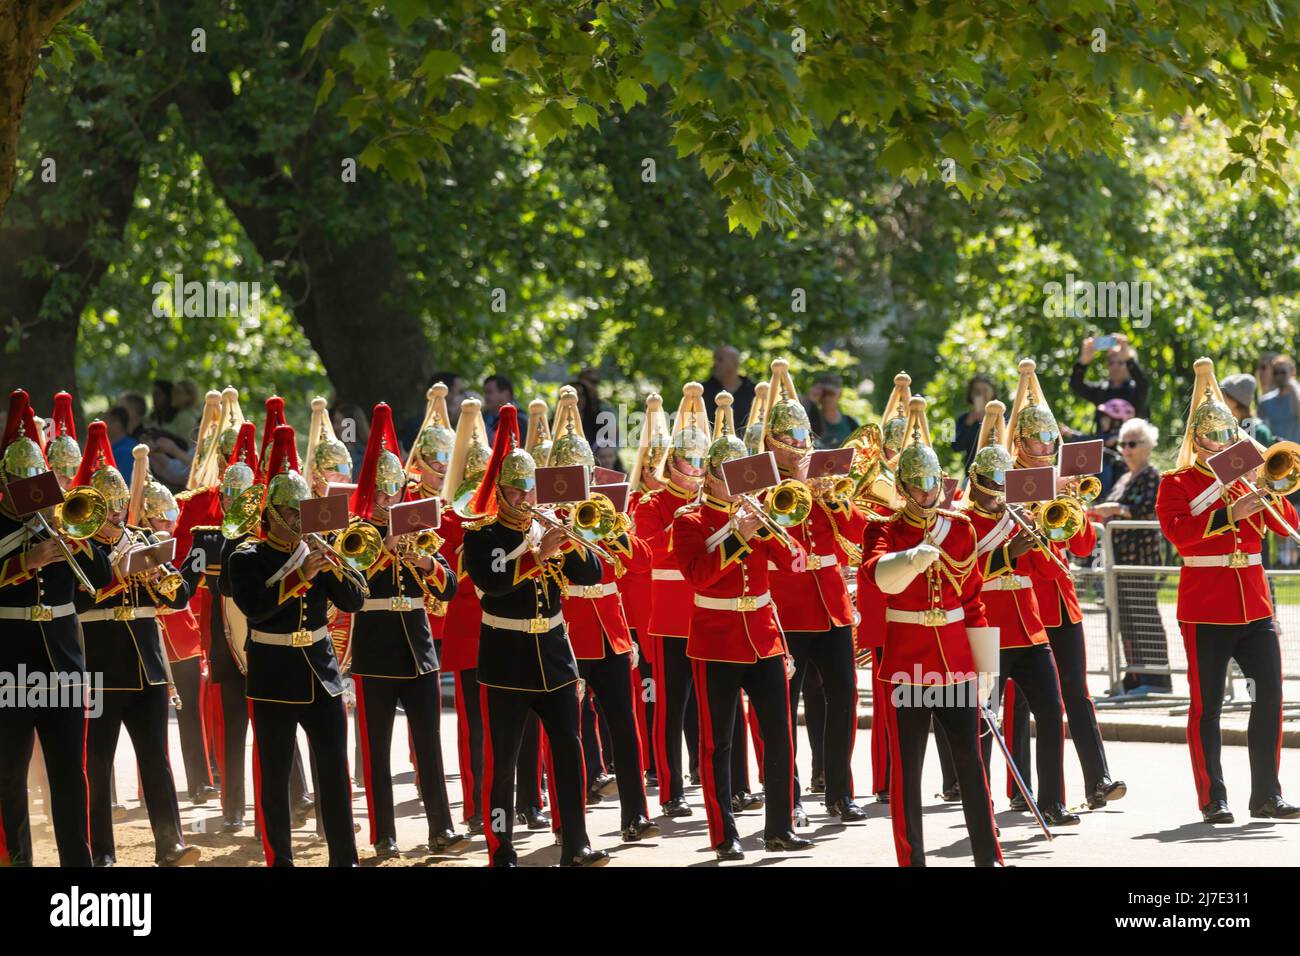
874, 544, 941, 594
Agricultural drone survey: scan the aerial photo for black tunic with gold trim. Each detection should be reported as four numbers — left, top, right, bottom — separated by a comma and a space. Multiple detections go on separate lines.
227, 536, 367, 703
463, 517, 601, 692
349, 521, 457, 679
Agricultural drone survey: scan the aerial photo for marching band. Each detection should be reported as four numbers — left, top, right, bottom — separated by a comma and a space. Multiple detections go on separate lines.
2, 350, 1298, 869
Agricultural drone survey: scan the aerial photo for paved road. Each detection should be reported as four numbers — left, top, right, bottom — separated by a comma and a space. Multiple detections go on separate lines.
58, 704, 1298, 867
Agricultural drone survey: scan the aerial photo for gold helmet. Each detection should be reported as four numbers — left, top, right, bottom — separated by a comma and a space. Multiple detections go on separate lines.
1006, 359, 1059, 464
1176, 358, 1241, 469
443, 397, 491, 502
743, 381, 770, 456
628, 393, 670, 490
187, 389, 224, 490
706, 391, 748, 474
375, 450, 405, 496
2, 434, 45, 480
656, 382, 711, 482
968, 400, 1014, 494
550, 387, 595, 469
760, 358, 813, 455
143, 480, 180, 523
305, 397, 351, 490
47, 434, 81, 478
217, 387, 246, 460
896, 397, 942, 494
524, 397, 554, 468
500, 447, 537, 492
879, 372, 913, 456
407, 383, 456, 476
220, 421, 259, 500
264, 426, 309, 509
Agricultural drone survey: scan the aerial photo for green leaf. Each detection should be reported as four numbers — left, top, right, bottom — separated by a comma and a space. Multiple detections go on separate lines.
616, 77, 647, 112
414, 50, 461, 81
573, 102, 600, 129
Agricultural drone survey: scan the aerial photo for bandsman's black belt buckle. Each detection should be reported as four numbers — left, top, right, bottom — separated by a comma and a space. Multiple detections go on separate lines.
390, 596, 412, 612
529, 617, 548, 633
1229, 551, 1248, 568
31, 605, 54, 622
290, 629, 314, 647
114, 606, 136, 622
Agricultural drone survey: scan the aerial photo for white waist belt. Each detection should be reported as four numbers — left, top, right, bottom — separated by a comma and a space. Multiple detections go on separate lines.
249, 625, 329, 648
983, 575, 1033, 592
885, 607, 965, 626
0, 601, 76, 622
566, 582, 617, 600
768, 553, 838, 572
80, 606, 158, 624
694, 592, 771, 612
481, 610, 566, 634
361, 596, 422, 612
1182, 553, 1262, 568
651, 568, 684, 582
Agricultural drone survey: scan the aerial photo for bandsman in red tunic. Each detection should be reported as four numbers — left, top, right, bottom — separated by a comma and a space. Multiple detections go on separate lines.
1156, 358, 1300, 823
863, 397, 1002, 867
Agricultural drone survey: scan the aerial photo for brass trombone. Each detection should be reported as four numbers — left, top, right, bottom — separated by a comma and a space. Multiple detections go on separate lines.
26, 484, 108, 593
1004, 503, 1074, 575
738, 478, 812, 553
526, 499, 617, 564
305, 524, 377, 595
1233, 440, 1300, 546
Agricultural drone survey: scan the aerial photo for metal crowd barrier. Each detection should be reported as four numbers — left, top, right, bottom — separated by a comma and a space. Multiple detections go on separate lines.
1076, 519, 1300, 696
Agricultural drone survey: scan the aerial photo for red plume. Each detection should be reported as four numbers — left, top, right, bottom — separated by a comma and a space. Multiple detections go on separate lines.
51, 391, 78, 441
71, 420, 114, 488
263, 424, 300, 485
469, 404, 519, 517
226, 421, 261, 479
350, 402, 404, 521
259, 396, 287, 480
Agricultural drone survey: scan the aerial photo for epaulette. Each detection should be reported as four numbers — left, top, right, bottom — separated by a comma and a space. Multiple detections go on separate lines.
672, 501, 702, 519
464, 512, 497, 531
1161, 464, 1194, 478
176, 485, 217, 502
190, 524, 220, 532
937, 508, 970, 522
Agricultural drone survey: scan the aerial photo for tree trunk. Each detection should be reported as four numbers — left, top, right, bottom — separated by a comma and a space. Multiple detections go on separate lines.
0, 0, 82, 219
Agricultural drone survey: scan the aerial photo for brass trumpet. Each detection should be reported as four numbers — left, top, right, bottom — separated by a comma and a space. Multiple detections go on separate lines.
134, 528, 184, 601
393, 527, 444, 560
1004, 503, 1074, 575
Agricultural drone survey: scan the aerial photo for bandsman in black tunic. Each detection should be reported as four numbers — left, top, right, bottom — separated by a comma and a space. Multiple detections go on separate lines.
227, 424, 367, 866
462, 405, 609, 867
346, 402, 463, 859
74, 421, 199, 867
0, 390, 111, 867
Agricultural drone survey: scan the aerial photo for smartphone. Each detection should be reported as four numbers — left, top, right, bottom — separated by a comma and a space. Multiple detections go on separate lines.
1093, 334, 1117, 351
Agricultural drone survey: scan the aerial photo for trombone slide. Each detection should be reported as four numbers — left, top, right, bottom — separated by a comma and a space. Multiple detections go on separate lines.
1235, 478, 1300, 547
1005, 505, 1073, 575
32, 512, 96, 593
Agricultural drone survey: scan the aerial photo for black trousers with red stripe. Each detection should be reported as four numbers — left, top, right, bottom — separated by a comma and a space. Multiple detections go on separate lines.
888, 682, 1001, 866
786, 627, 857, 809
651, 634, 696, 804
578, 641, 649, 828
480, 682, 589, 866
171, 656, 212, 800
355, 671, 455, 845
685, 687, 751, 790
454, 668, 545, 820
1182, 618, 1283, 810
691, 654, 794, 847
1008, 606, 1110, 796
980, 644, 1066, 809
0, 691, 91, 866
87, 684, 185, 861
631, 630, 656, 771
250, 691, 357, 866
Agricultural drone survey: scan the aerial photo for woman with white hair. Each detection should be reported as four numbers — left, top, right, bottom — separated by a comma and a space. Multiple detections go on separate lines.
1089, 417, 1171, 696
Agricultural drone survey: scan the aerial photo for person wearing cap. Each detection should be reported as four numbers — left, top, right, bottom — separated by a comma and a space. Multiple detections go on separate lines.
1002, 360, 1125, 813
863, 397, 1002, 867
133, 450, 219, 809
181, 420, 263, 832
761, 360, 869, 825
415, 396, 496, 835
346, 403, 464, 860
671, 391, 814, 861
634, 383, 712, 818
0, 390, 112, 867
963, 403, 1078, 826
550, 389, 660, 842
74, 421, 198, 868
1095, 397, 1136, 495
227, 424, 367, 865
1156, 359, 1300, 824
1220, 373, 1274, 446
461, 405, 609, 867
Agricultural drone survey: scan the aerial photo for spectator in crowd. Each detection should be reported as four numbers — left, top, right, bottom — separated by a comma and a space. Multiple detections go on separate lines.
702, 344, 756, 427
1093, 397, 1135, 496
951, 374, 997, 473
1088, 417, 1171, 696
575, 370, 616, 448
105, 406, 138, 486
1255, 351, 1278, 397
1069, 333, 1150, 429
117, 390, 149, 439
481, 374, 522, 444
1259, 354, 1300, 443
594, 445, 623, 475
807, 373, 859, 449
148, 379, 202, 444
1220, 373, 1274, 445
333, 403, 370, 476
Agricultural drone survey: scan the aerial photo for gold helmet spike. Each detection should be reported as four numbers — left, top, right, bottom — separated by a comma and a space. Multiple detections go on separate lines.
186, 389, 224, 490
524, 397, 554, 468
760, 358, 813, 455
743, 381, 770, 456
1177, 357, 1241, 469
655, 382, 711, 483
706, 391, 748, 473
127, 444, 151, 526
628, 393, 668, 491
444, 397, 490, 501
880, 371, 913, 454
305, 396, 351, 491
217, 387, 246, 460
1005, 359, 1059, 460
